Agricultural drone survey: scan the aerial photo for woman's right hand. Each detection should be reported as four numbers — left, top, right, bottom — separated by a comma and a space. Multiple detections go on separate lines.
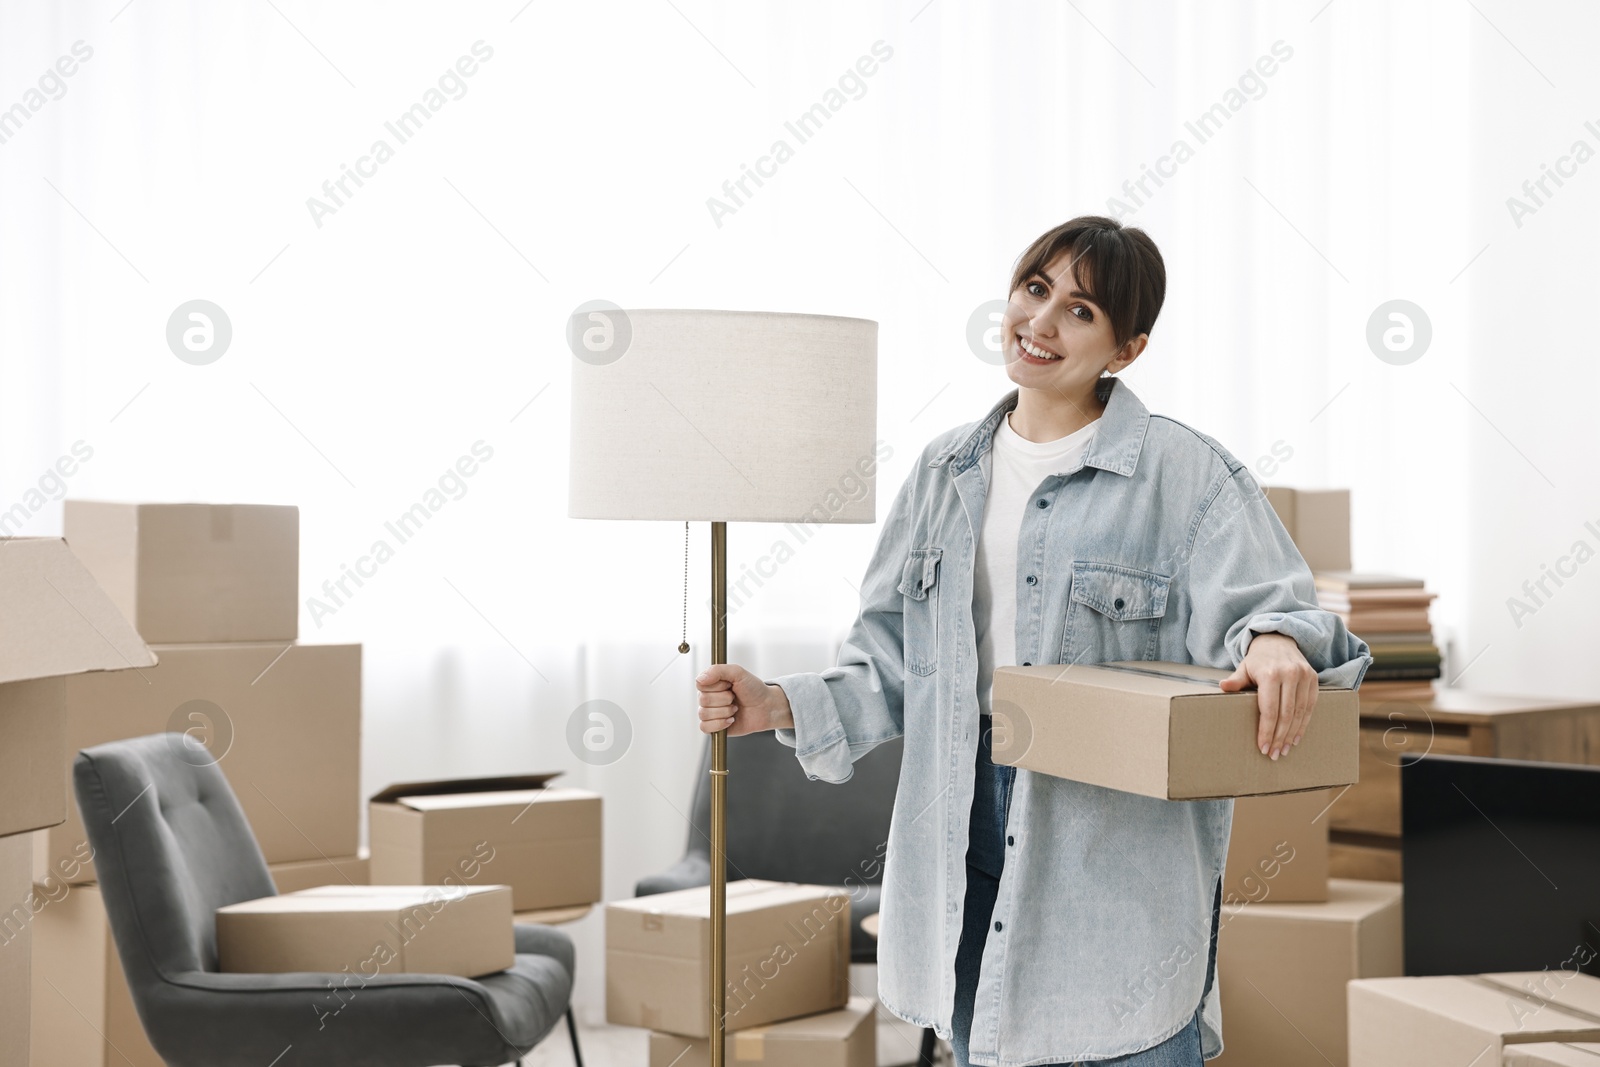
695, 663, 795, 735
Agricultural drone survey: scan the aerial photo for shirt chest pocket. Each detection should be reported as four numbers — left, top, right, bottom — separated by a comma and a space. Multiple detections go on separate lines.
1060, 560, 1171, 665
897, 547, 942, 676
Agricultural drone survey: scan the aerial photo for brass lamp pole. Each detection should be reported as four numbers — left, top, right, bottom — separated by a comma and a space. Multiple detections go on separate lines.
709, 520, 729, 1066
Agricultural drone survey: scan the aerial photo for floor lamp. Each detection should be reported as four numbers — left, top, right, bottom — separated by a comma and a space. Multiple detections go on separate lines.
568, 307, 878, 1064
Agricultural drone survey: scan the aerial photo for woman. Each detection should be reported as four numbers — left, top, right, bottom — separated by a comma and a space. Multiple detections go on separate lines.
694, 215, 1370, 1066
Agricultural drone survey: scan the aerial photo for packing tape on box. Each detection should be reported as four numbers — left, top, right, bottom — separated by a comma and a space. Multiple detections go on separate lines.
1097, 663, 1222, 688
734, 1027, 769, 1061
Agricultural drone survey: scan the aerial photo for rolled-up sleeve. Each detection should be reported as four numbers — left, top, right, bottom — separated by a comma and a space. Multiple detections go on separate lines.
769, 465, 915, 783
1183, 467, 1372, 689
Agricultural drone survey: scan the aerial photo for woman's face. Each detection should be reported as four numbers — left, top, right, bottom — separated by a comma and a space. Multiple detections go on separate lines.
1001, 249, 1143, 395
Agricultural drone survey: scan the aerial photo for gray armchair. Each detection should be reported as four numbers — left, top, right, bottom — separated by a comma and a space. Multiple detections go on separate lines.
639, 732, 939, 1064
73, 733, 576, 1067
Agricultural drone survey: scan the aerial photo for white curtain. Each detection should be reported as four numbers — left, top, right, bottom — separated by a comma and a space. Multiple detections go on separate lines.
5, 0, 1598, 1025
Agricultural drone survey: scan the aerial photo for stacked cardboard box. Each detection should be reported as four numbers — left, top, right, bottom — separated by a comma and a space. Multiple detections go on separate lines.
1214, 775, 1405, 1065
215, 883, 513, 979
27, 501, 364, 1067
1, 835, 32, 1067
647, 996, 877, 1067
1211, 879, 1403, 1067
0, 538, 157, 1067
36, 501, 362, 881
368, 774, 602, 911
1222, 788, 1334, 904
1348, 972, 1600, 1066
608, 879, 871, 1064
1264, 487, 1351, 573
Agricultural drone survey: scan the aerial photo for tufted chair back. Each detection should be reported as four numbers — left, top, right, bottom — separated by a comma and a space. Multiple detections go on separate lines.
73, 733, 276, 982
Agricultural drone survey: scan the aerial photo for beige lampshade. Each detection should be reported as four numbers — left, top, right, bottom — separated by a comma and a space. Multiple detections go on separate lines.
568, 308, 878, 523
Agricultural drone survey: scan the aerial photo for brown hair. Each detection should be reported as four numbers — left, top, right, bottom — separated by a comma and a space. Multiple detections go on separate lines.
1009, 215, 1166, 353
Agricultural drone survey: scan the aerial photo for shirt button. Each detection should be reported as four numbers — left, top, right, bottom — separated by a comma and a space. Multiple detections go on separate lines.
1036, 499, 1049, 508
1026, 575, 1037, 585
1114, 597, 1125, 610
1007, 835, 1015, 846
993, 921, 1003, 932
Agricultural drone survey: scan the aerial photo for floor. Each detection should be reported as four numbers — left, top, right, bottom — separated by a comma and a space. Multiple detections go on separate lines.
525, 1013, 946, 1067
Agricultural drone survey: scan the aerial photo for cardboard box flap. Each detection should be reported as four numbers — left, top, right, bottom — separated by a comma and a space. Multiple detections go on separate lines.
392, 786, 595, 812
0, 539, 156, 685
370, 772, 563, 804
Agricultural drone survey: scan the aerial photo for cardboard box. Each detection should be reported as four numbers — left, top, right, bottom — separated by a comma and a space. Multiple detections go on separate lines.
648, 996, 877, 1067
608, 879, 851, 1038
64, 501, 299, 643
0, 539, 157, 841
369, 774, 601, 911
1505, 1044, 1600, 1066
1329, 834, 1402, 883
1223, 788, 1333, 904
1348, 973, 1600, 1067
2, 834, 33, 1067
31, 855, 367, 1067
35, 641, 361, 883
1264, 487, 1351, 572
990, 662, 1359, 799
270, 854, 370, 894
216, 884, 513, 979
1211, 878, 1402, 1067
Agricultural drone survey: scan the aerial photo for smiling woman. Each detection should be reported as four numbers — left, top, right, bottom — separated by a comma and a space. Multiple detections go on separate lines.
696, 216, 1371, 1067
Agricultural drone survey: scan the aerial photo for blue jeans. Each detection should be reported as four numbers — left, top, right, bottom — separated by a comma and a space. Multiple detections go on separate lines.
951, 716, 1210, 1066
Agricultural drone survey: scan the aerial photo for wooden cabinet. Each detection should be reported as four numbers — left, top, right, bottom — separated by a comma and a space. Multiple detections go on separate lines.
1326, 688, 1600, 881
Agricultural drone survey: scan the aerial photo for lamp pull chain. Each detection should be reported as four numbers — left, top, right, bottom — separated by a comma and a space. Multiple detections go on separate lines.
678, 521, 691, 654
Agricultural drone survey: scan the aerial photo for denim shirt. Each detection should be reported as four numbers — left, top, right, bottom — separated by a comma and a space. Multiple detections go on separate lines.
771, 376, 1371, 1065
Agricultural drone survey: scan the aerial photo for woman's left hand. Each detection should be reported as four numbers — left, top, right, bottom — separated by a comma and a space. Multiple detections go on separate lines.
1218, 632, 1318, 760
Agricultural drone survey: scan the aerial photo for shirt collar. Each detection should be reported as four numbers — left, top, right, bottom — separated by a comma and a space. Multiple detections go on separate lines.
928, 375, 1150, 477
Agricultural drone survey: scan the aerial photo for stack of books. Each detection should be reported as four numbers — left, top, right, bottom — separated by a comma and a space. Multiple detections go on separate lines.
1313, 571, 1440, 703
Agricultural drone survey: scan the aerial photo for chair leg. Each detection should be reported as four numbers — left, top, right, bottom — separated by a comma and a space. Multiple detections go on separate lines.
565, 1005, 585, 1067
918, 1026, 937, 1067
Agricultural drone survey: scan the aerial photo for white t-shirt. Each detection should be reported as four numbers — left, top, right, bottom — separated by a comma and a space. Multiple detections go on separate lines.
973, 410, 1099, 715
